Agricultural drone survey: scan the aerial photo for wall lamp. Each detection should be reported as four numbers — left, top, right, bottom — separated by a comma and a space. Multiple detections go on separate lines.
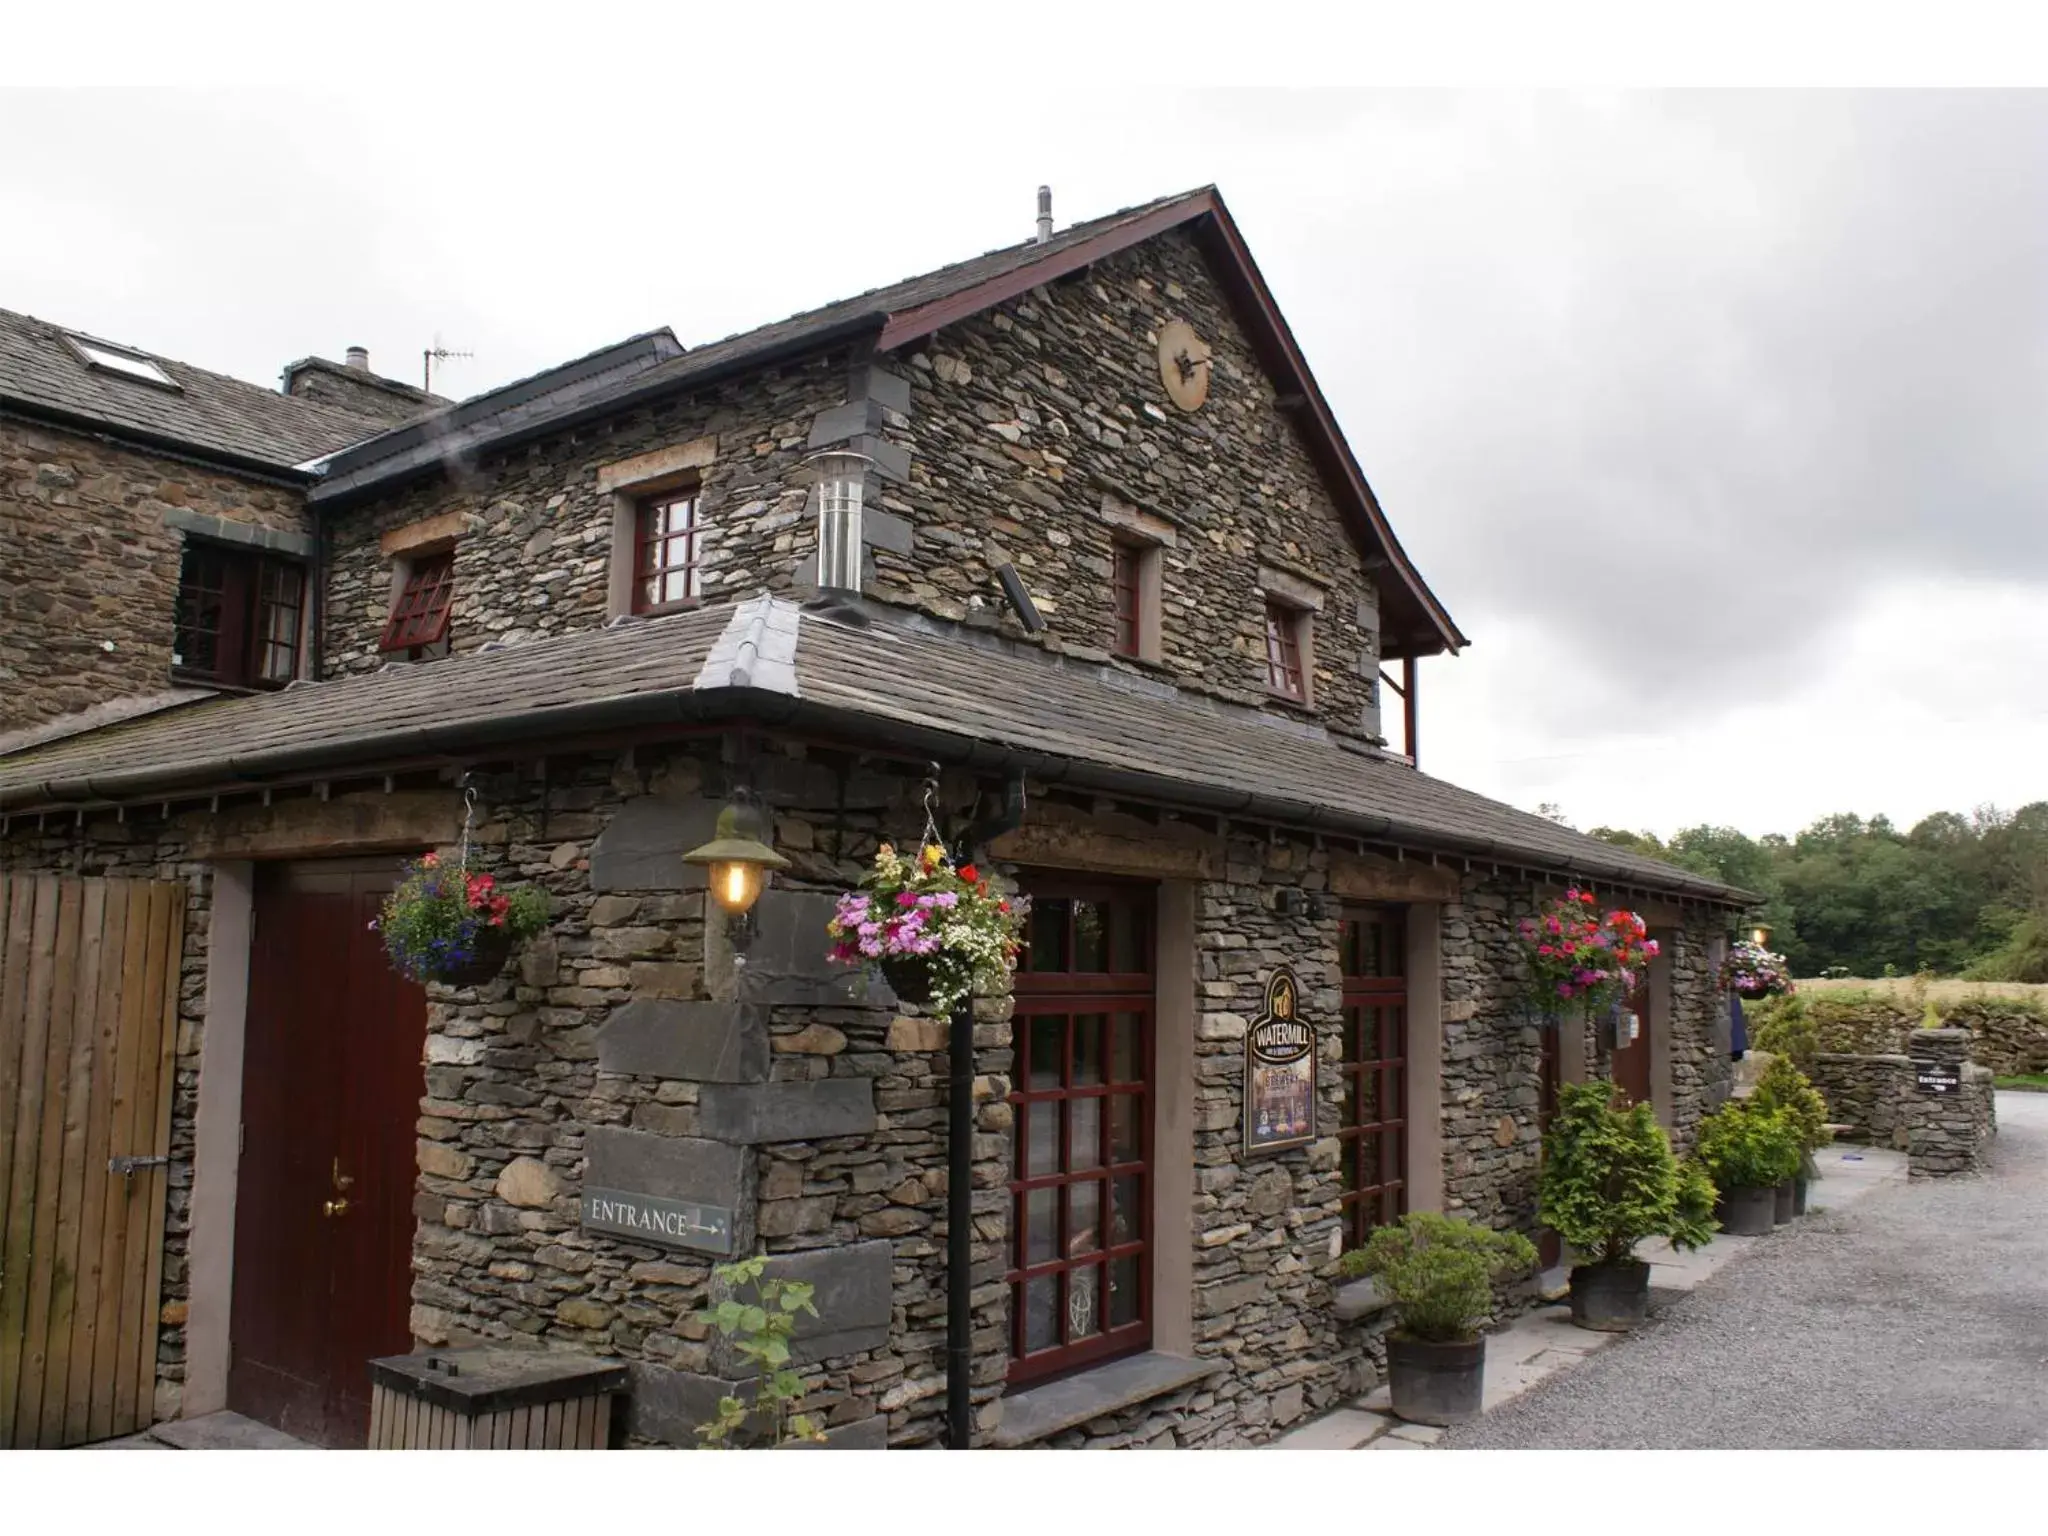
683, 791, 789, 948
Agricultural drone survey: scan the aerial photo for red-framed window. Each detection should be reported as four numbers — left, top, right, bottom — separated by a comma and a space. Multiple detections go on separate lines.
379, 551, 456, 653
172, 543, 305, 689
1339, 906, 1408, 1246
1007, 882, 1155, 1386
1111, 542, 1143, 657
635, 490, 702, 612
1265, 601, 1306, 700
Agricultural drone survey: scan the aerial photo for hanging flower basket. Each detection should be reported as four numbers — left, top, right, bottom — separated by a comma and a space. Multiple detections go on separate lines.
373, 854, 550, 987
1721, 940, 1793, 999
876, 953, 940, 1009
1516, 888, 1658, 1019
826, 842, 1028, 1016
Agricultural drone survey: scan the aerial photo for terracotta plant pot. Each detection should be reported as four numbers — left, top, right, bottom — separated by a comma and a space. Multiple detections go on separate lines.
1720, 1185, 1776, 1236
431, 925, 515, 988
1773, 1179, 1795, 1224
1385, 1333, 1486, 1426
1568, 1259, 1650, 1333
876, 954, 938, 1009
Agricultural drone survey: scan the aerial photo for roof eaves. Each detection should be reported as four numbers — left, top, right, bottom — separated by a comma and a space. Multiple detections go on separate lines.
0, 394, 323, 485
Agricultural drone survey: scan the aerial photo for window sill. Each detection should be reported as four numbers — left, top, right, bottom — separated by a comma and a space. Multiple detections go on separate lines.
1332, 1276, 1397, 1323
991, 1351, 1222, 1448
1263, 688, 1315, 714
629, 597, 704, 621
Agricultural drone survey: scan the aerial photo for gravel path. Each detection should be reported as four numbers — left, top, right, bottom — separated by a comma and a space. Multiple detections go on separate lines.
1445, 1092, 2048, 1449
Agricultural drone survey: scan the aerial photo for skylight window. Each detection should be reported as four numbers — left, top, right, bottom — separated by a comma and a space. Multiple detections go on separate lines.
64, 333, 179, 390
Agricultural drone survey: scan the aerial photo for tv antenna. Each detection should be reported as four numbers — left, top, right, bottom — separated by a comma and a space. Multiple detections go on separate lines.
422, 342, 473, 394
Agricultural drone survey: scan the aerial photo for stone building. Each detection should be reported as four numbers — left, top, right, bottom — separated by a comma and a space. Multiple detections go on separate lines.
0, 187, 1748, 1451
0, 308, 435, 734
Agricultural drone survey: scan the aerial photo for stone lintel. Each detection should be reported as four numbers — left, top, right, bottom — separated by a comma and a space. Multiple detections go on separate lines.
1327, 848, 1459, 903
987, 809, 1222, 881
162, 508, 316, 560
597, 1000, 769, 1083
182, 789, 459, 860
1257, 561, 1328, 613
380, 509, 468, 558
596, 435, 718, 495
1096, 492, 1179, 550
696, 1079, 876, 1144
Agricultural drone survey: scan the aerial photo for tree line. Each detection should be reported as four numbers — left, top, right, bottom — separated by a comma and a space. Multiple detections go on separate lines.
1575, 805, 2048, 981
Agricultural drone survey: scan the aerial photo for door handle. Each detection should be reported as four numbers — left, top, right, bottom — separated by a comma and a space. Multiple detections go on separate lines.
332, 1157, 355, 1192
323, 1197, 351, 1218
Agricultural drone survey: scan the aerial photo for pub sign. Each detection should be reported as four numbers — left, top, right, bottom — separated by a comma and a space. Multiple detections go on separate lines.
1244, 966, 1317, 1156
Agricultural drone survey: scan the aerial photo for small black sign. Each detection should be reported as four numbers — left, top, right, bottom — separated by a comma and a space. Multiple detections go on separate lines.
1913, 1058, 1961, 1096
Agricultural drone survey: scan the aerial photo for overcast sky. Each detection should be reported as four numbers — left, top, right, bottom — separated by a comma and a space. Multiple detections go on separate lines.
3, 88, 2041, 840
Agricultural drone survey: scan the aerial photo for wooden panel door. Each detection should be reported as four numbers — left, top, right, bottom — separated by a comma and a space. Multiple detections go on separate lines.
1611, 972, 1653, 1107
0, 876, 183, 1448
229, 859, 425, 1448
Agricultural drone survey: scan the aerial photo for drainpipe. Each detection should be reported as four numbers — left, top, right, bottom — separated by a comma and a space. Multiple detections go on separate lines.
946, 991, 974, 1448
947, 772, 1024, 1448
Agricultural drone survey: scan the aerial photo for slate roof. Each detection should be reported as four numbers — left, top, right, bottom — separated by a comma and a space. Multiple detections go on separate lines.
0, 598, 1745, 904
307, 194, 1202, 506
0, 307, 403, 472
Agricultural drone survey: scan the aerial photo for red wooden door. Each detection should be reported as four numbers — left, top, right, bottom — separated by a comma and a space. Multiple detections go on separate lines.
229, 859, 425, 1447
1610, 971, 1653, 1108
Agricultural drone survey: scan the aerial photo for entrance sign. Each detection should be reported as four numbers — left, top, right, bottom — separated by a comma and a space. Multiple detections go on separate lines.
581, 1187, 734, 1254
1245, 966, 1317, 1156
1912, 1058, 1961, 1097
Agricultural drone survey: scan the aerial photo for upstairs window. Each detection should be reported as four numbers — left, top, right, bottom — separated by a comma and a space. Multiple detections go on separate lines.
380, 550, 456, 653
1265, 600, 1308, 701
1112, 542, 1143, 657
64, 332, 179, 391
635, 490, 702, 612
173, 544, 304, 688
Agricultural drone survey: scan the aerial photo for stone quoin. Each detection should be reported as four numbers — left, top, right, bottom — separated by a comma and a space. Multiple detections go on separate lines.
0, 186, 1754, 1450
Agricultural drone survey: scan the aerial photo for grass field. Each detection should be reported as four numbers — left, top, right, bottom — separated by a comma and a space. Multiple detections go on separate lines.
1797, 976, 2048, 1007
1994, 1074, 2048, 1091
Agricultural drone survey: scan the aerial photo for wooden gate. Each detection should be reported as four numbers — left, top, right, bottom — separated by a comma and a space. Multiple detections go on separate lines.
0, 875, 184, 1449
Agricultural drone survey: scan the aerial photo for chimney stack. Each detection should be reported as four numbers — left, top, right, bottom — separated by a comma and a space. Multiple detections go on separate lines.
344, 346, 371, 372
1036, 186, 1053, 244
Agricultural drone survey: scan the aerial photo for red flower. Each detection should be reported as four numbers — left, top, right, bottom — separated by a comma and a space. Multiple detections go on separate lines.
421, 852, 439, 867
958, 864, 980, 884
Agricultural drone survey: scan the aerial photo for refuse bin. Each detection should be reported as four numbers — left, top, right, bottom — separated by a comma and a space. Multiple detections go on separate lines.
368, 1349, 626, 1449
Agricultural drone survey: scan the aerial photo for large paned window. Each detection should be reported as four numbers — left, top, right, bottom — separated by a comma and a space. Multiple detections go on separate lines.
1338, 906, 1408, 1245
635, 490, 702, 612
1007, 883, 1155, 1385
173, 542, 305, 688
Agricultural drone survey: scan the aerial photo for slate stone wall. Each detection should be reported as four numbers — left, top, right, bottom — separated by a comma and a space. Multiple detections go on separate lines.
0, 418, 312, 729
1809, 1052, 1913, 1148
901, 228, 1387, 740
318, 360, 869, 677
2, 749, 1735, 1449
316, 230, 1391, 745
1905, 1029, 1997, 1178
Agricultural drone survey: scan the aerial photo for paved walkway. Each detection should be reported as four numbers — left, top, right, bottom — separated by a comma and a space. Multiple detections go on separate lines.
1272, 1135, 1915, 1449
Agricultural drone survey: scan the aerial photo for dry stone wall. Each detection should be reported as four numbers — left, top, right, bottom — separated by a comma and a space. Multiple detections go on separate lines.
1809, 1053, 1913, 1148
0, 419, 311, 729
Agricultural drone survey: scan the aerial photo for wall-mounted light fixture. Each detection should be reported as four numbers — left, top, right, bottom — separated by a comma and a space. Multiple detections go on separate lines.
1272, 888, 1326, 921
1749, 922, 1773, 948
683, 791, 789, 948
801, 449, 873, 597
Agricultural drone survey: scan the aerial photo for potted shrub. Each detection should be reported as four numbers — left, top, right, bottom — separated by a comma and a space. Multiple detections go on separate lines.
1720, 939, 1795, 1000
1337, 1212, 1536, 1426
826, 842, 1027, 1015
1538, 1081, 1718, 1332
374, 853, 549, 986
1697, 1100, 1802, 1235
1749, 1056, 1831, 1216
